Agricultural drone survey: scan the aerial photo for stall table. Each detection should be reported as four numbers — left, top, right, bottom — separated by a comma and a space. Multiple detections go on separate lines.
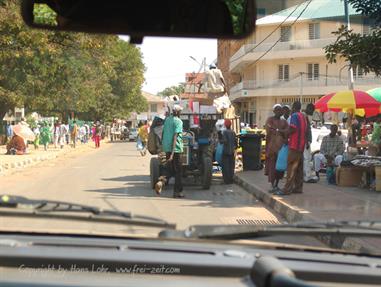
347, 155, 381, 191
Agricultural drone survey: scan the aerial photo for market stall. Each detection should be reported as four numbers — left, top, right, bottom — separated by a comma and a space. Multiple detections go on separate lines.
314, 90, 381, 190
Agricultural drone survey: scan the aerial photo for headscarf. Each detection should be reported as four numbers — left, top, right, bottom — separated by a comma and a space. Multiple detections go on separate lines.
224, 119, 232, 129
273, 104, 282, 110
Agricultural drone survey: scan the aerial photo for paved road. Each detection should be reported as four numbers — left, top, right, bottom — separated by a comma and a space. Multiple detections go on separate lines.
1, 141, 280, 226
0, 142, 324, 247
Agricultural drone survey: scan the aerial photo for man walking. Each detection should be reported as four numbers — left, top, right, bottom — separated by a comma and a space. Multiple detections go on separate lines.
221, 119, 237, 184
303, 103, 319, 183
71, 121, 78, 148
277, 101, 307, 195
155, 104, 184, 198
94, 122, 101, 148
59, 121, 67, 149
53, 121, 61, 149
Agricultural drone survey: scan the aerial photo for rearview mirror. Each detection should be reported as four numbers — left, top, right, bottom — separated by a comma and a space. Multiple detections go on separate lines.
21, 0, 257, 43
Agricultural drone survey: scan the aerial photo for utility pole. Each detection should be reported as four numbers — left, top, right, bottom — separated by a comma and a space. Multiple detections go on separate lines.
344, 0, 354, 90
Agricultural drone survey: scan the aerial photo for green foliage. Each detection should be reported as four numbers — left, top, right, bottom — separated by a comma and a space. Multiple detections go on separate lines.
33, 4, 57, 26
224, 0, 246, 35
348, 0, 381, 26
157, 83, 185, 98
0, 0, 146, 123
325, 0, 381, 75
26, 115, 37, 129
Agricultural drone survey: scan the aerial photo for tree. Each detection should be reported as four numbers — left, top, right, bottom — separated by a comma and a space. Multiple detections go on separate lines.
325, 0, 381, 75
157, 83, 185, 98
0, 0, 146, 123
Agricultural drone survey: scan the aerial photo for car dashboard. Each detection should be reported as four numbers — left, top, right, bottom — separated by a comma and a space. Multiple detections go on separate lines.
0, 234, 381, 287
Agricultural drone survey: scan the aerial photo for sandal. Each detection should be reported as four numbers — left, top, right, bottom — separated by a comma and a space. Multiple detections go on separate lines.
273, 189, 290, 196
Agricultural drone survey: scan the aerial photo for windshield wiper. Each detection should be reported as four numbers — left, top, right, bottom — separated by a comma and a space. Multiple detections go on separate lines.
159, 220, 381, 240
0, 195, 176, 229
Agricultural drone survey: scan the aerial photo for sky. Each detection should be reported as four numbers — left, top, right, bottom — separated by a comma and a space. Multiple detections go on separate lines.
120, 36, 217, 95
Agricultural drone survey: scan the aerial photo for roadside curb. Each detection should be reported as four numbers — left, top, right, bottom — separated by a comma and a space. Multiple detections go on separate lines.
0, 153, 58, 175
234, 173, 377, 254
234, 174, 306, 223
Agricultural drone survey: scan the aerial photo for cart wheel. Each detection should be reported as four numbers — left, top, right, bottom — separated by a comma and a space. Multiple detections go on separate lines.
201, 157, 213, 190
150, 157, 160, 189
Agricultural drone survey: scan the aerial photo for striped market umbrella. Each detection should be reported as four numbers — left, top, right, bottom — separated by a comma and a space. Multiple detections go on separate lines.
315, 90, 381, 117
367, 88, 381, 102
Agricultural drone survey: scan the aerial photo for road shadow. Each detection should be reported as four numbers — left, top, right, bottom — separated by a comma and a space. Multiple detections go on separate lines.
84, 174, 260, 208
102, 175, 149, 182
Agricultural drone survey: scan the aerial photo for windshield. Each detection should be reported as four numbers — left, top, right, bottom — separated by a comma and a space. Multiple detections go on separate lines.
1, 0, 381, 256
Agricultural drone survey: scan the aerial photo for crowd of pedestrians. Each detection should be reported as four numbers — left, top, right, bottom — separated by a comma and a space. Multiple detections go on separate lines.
265, 101, 311, 195
4, 119, 105, 154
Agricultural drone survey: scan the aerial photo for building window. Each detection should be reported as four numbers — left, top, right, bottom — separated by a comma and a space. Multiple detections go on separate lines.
278, 64, 290, 81
150, 104, 157, 113
307, 63, 319, 80
353, 66, 364, 79
309, 23, 320, 39
280, 26, 291, 42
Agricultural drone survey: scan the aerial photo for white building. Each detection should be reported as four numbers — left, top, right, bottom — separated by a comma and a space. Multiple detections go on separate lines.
3, 107, 25, 123
128, 91, 165, 127
228, 0, 381, 127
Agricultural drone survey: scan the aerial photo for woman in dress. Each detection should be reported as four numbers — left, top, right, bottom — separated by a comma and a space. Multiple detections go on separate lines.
264, 104, 289, 192
40, 122, 51, 151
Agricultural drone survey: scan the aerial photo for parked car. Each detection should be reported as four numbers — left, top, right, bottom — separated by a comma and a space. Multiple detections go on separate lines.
128, 128, 138, 141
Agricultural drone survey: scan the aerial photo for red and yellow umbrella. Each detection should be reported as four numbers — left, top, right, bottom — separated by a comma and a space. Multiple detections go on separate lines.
315, 90, 381, 117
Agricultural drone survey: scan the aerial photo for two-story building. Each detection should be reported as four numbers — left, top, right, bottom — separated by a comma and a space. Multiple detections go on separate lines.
127, 91, 165, 127
218, 0, 306, 92
225, 0, 381, 127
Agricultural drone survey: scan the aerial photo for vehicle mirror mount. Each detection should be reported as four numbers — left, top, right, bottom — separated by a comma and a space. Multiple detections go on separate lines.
21, 0, 257, 41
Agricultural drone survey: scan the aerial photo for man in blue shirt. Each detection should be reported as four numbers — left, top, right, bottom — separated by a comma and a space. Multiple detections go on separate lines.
155, 104, 184, 198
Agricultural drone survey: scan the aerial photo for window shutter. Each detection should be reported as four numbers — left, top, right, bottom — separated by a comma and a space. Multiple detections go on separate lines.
307, 64, 313, 80
281, 26, 291, 42
313, 64, 319, 80
284, 65, 289, 81
308, 24, 314, 39
315, 23, 320, 39
278, 65, 283, 80
309, 23, 320, 39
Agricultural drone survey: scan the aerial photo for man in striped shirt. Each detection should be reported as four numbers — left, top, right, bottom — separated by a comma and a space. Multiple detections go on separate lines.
277, 101, 307, 195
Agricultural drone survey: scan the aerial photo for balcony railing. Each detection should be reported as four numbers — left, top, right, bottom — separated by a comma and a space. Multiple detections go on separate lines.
230, 74, 381, 94
230, 38, 337, 64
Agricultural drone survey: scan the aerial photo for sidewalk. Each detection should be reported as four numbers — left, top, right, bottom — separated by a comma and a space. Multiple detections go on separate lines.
0, 141, 104, 175
234, 170, 381, 253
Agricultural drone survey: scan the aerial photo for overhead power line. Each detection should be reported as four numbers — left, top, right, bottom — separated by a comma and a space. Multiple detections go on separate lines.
248, 0, 314, 67
230, 1, 306, 63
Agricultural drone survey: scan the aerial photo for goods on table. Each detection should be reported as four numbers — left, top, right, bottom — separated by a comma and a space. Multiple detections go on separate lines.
350, 155, 381, 167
